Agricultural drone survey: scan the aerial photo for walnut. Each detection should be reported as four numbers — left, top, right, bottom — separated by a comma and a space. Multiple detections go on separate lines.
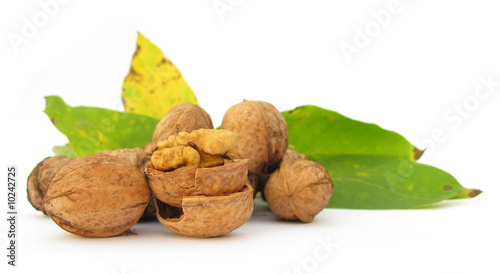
264, 150, 333, 222
27, 156, 72, 214
145, 129, 253, 237
44, 154, 151, 237
221, 100, 288, 195
151, 102, 213, 149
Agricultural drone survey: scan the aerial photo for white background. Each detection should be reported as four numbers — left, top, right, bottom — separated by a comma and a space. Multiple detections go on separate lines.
1, 1, 499, 273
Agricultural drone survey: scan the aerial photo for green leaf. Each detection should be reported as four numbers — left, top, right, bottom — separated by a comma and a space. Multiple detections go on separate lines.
318, 155, 464, 209
45, 95, 160, 157
284, 105, 480, 208
122, 32, 198, 119
283, 105, 422, 161
52, 143, 78, 159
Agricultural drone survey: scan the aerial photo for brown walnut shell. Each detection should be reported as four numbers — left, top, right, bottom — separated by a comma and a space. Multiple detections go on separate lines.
145, 159, 248, 208
151, 102, 213, 148
143, 140, 155, 157
283, 149, 307, 161
98, 147, 155, 219
155, 183, 254, 238
264, 156, 333, 222
141, 196, 157, 220
221, 100, 288, 194
98, 147, 149, 170
259, 149, 307, 201
44, 154, 151, 238
27, 156, 72, 213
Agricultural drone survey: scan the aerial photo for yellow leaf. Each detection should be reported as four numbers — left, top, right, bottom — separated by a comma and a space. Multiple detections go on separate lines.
122, 32, 198, 119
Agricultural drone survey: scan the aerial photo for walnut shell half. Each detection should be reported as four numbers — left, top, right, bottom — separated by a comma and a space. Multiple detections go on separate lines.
44, 154, 151, 238
155, 183, 254, 238
145, 159, 248, 208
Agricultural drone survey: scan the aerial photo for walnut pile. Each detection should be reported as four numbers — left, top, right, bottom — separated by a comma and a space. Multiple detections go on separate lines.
222, 100, 333, 222
27, 100, 333, 238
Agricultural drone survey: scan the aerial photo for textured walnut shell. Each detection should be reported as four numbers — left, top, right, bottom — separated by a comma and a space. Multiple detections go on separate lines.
151, 102, 213, 147
221, 100, 288, 193
264, 157, 333, 222
259, 149, 306, 201
155, 184, 254, 238
27, 156, 72, 213
284, 149, 307, 161
143, 140, 155, 156
98, 147, 155, 219
98, 147, 150, 170
145, 160, 248, 208
44, 154, 151, 238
